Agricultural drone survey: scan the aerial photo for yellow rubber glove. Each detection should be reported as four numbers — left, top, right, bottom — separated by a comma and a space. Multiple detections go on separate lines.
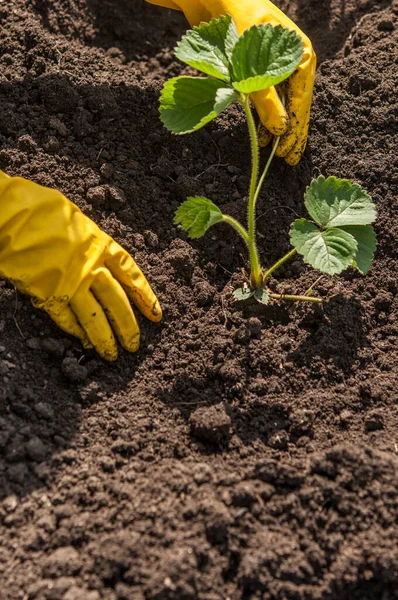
147, 0, 316, 165
0, 171, 162, 361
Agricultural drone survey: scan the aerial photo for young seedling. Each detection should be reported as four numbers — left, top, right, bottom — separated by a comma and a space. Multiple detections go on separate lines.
159, 16, 376, 304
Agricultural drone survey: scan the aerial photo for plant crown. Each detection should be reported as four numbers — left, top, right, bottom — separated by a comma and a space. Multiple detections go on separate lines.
159, 15, 377, 304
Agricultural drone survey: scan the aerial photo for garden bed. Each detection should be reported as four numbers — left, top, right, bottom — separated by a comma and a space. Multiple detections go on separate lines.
0, 0, 397, 598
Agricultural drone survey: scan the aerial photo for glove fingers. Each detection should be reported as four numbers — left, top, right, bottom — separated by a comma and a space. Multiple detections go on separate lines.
40, 301, 93, 349
275, 49, 316, 165
257, 123, 273, 149
70, 287, 118, 361
275, 131, 298, 160
284, 136, 308, 166
251, 87, 288, 137
91, 270, 140, 354
106, 242, 162, 323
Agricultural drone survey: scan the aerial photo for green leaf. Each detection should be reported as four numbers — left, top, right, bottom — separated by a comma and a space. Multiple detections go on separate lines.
304, 176, 377, 228
233, 287, 255, 301
290, 219, 358, 275
175, 15, 238, 82
253, 288, 270, 304
230, 24, 303, 93
174, 196, 223, 239
340, 225, 376, 274
159, 76, 238, 134
224, 16, 240, 62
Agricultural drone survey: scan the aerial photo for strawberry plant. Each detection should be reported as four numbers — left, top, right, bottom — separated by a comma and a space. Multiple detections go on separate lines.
159, 16, 376, 304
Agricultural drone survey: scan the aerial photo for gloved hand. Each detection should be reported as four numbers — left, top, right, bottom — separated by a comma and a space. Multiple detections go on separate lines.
0, 171, 162, 361
147, 0, 316, 165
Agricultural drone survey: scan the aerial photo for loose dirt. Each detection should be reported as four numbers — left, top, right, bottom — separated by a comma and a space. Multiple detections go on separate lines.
0, 1, 397, 599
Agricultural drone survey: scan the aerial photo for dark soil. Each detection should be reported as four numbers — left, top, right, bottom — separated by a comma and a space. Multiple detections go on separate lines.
1, 1, 398, 599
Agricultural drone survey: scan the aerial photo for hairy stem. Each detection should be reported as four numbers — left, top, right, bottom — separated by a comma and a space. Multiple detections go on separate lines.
241, 93, 262, 288
262, 248, 297, 283
221, 215, 249, 244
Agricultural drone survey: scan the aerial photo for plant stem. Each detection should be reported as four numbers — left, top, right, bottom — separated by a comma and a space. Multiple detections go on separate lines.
253, 136, 280, 210
262, 248, 297, 283
222, 215, 249, 244
241, 93, 262, 288
269, 292, 323, 304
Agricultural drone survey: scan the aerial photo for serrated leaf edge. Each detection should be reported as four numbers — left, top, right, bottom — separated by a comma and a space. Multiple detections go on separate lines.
304, 175, 377, 228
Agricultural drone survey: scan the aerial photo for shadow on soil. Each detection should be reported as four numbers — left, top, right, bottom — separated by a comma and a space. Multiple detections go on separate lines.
155, 293, 370, 449
30, 0, 186, 61
0, 283, 164, 501
30, 0, 393, 66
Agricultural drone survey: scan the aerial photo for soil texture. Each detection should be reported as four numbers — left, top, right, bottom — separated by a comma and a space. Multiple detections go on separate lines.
0, 1, 398, 599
